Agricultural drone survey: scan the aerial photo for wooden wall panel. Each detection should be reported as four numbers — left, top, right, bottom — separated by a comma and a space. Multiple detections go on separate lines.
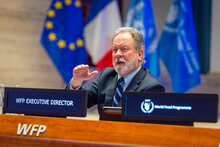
0, 0, 65, 89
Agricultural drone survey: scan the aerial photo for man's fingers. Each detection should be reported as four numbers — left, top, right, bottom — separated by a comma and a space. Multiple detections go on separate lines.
74, 64, 89, 72
88, 71, 98, 79
76, 64, 88, 70
72, 64, 98, 81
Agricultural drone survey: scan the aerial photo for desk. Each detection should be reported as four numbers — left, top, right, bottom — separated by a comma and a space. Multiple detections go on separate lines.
0, 114, 220, 146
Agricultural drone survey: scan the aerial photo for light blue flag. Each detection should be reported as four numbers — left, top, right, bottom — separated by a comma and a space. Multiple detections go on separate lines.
158, 0, 201, 92
125, 0, 160, 77
41, 0, 87, 83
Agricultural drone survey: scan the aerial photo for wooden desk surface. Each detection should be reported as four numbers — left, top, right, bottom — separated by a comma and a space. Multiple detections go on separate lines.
0, 114, 220, 147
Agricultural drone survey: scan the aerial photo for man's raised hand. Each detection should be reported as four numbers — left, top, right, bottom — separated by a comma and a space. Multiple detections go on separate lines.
70, 65, 98, 89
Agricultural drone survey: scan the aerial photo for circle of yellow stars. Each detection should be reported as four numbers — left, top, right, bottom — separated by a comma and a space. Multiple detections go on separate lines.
46, 0, 84, 51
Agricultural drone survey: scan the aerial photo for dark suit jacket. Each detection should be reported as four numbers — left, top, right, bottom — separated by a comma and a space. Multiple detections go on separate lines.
66, 67, 165, 118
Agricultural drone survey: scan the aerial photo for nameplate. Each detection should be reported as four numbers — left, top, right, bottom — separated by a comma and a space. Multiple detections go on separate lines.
122, 92, 218, 123
3, 87, 87, 117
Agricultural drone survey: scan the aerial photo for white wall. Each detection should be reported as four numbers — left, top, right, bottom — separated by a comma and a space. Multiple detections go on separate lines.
152, 0, 172, 36
210, 0, 220, 72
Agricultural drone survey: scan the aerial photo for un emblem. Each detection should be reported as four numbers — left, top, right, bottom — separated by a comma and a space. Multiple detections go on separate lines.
141, 99, 154, 113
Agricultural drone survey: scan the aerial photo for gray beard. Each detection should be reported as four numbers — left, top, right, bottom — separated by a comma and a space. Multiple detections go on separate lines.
113, 58, 138, 76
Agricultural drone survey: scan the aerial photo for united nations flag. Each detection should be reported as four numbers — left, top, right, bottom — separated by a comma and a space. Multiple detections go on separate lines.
157, 0, 201, 92
41, 0, 87, 83
125, 0, 160, 77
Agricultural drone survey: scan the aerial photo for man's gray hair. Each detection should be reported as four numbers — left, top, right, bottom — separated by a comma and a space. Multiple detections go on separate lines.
112, 27, 145, 64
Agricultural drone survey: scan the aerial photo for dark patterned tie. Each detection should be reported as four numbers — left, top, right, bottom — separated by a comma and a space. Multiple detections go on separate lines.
113, 77, 125, 106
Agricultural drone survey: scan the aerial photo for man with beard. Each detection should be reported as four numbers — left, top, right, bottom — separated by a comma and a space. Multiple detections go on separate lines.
66, 27, 165, 118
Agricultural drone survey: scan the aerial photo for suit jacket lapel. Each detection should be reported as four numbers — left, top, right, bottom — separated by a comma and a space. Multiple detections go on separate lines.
118, 68, 147, 106
104, 75, 118, 106
126, 68, 146, 91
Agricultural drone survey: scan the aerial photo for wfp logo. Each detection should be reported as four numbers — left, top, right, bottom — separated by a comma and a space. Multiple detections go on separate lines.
141, 99, 154, 113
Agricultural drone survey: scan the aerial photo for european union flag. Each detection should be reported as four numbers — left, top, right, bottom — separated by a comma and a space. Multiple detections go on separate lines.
41, 0, 87, 83
125, 0, 160, 77
158, 0, 201, 92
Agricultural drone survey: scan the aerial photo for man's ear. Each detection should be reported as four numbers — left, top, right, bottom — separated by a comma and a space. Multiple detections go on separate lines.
138, 49, 144, 61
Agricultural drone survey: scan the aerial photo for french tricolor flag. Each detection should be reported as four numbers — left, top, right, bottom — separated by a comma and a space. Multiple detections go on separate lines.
84, 0, 122, 70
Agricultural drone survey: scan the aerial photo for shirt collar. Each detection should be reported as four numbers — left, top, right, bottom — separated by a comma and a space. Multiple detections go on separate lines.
118, 66, 142, 90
